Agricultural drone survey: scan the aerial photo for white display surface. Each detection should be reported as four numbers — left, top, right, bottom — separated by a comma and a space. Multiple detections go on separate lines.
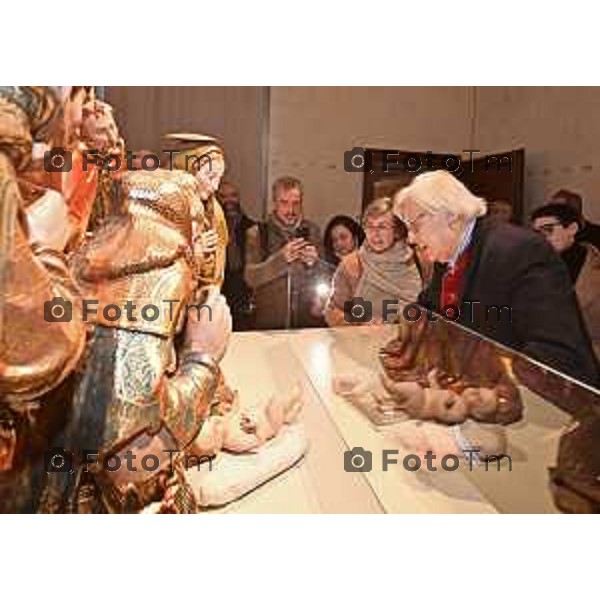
211, 325, 571, 513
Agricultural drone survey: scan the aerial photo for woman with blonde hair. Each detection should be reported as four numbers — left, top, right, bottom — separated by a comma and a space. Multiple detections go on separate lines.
325, 197, 422, 326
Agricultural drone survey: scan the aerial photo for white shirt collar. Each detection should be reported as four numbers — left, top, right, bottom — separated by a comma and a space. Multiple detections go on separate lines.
448, 219, 476, 269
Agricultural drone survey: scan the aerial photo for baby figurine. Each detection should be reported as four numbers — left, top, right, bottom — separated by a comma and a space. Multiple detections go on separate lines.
376, 317, 523, 426
378, 368, 522, 425
188, 383, 304, 456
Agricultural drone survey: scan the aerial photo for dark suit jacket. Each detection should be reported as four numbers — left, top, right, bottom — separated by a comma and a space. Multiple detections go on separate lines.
578, 219, 600, 252
419, 219, 600, 388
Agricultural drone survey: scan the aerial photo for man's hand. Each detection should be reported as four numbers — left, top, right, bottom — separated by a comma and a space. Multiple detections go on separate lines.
184, 291, 232, 362
299, 244, 318, 266
281, 238, 308, 263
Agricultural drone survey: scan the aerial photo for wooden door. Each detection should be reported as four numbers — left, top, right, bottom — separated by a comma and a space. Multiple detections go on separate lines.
362, 148, 525, 223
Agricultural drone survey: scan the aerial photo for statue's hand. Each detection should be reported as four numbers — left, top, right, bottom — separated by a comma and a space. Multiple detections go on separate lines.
25, 189, 72, 252
221, 410, 263, 453
195, 229, 219, 256
332, 374, 374, 398
81, 100, 121, 155
184, 291, 231, 362
188, 417, 224, 457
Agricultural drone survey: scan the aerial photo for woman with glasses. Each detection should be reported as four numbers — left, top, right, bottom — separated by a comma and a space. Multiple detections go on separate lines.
531, 202, 600, 361
324, 197, 422, 326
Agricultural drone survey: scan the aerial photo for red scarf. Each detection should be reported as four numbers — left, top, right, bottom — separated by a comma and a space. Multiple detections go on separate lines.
440, 246, 473, 310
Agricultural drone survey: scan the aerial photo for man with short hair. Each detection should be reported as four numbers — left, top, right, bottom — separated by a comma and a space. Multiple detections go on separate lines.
394, 171, 599, 387
552, 188, 600, 251
531, 202, 600, 362
245, 176, 323, 329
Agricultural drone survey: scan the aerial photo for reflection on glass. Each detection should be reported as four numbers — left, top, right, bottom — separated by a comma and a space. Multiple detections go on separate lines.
330, 313, 600, 513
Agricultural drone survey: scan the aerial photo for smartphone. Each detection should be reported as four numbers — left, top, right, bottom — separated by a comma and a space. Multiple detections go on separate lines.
295, 224, 310, 241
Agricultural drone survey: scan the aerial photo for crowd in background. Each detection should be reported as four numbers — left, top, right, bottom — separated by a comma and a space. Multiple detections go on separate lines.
218, 173, 600, 386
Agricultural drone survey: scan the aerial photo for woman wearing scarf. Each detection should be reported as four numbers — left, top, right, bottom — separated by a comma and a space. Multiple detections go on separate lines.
325, 197, 422, 326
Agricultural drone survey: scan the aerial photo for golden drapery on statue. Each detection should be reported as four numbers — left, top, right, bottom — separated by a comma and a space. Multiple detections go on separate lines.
39, 168, 223, 513
2, 92, 305, 513
0, 86, 92, 512
0, 86, 87, 403
0, 89, 222, 512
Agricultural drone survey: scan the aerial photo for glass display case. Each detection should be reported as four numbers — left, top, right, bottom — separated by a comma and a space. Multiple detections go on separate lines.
214, 318, 600, 513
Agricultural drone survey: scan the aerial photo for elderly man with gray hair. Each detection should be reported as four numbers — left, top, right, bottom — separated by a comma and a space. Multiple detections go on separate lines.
394, 170, 599, 388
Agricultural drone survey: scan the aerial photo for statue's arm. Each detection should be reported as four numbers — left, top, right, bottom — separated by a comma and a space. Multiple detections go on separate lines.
159, 350, 221, 449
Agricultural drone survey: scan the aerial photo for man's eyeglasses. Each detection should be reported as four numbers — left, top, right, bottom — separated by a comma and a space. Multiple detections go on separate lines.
533, 221, 563, 236
399, 211, 429, 232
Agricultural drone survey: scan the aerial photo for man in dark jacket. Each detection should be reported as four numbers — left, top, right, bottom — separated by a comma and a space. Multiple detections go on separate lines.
218, 181, 256, 330
394, 171, 599, 388
552, 188, 600, 252
531, 202, 600, 363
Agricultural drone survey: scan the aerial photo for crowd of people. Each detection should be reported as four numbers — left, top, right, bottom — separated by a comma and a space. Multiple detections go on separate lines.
219, 173, 600, 388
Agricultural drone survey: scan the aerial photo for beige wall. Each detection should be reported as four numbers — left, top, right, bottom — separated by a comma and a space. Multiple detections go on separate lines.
475, 86, 600, 221
105, 86, 269, 220
268, 86, 600, 227
268, 86, 475, 229
103, 86, 600, 227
